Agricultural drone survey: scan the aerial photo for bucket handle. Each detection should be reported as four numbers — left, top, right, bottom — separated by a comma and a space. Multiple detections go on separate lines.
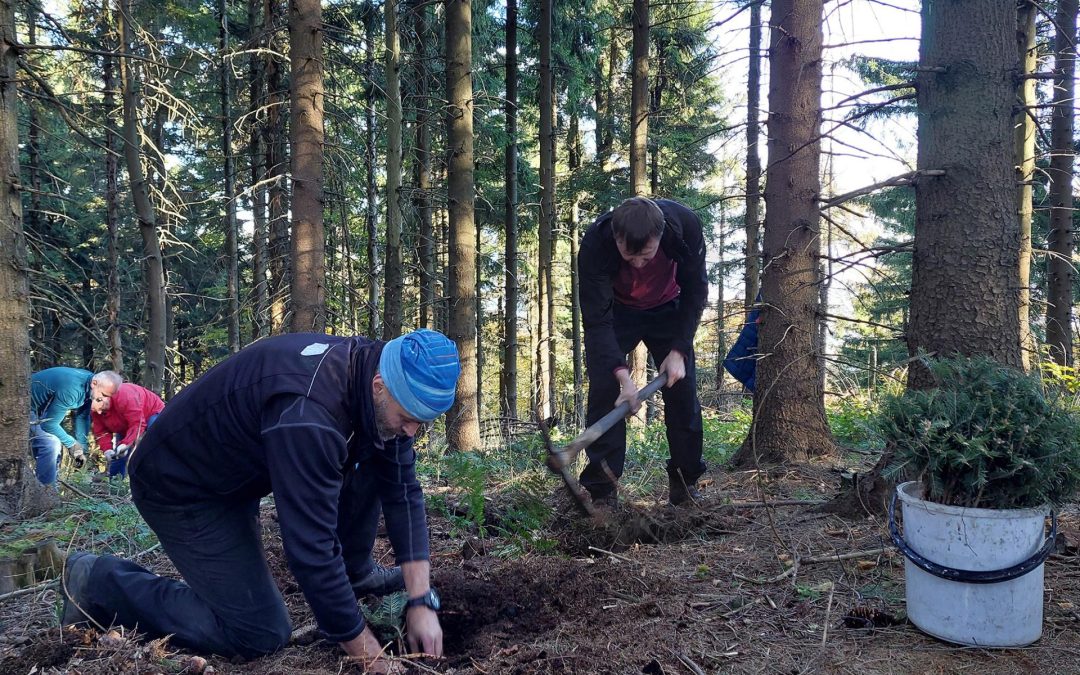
888, 490, 1058, 585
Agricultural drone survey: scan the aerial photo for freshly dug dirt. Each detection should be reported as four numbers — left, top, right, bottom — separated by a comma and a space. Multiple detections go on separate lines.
2, 462, 1078, 674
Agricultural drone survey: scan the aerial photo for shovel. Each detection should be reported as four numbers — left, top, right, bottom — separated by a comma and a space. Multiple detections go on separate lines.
541, 372, 669, 515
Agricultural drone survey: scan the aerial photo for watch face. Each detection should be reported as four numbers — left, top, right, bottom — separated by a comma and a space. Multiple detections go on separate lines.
426, 588, 441, 611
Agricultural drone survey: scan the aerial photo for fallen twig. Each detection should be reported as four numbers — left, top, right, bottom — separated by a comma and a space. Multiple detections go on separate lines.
588, 545, 632, 563
0, 578, 58, 602
720, 499, 827, 509
801, 548, 887, 565
821, 581, 836, 646
672, 648, 707, 675
58, 479, 91, 500
733, 563, 797, 585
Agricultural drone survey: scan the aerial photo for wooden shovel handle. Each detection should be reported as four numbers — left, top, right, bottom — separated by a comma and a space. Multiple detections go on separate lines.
554, 372, 669, 468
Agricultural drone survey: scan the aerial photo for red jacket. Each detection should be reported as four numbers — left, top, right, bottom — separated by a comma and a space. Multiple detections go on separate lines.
93, 383, 165, 451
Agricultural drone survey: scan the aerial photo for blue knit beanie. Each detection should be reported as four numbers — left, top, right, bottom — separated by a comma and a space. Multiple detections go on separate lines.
379, 329, 461, 422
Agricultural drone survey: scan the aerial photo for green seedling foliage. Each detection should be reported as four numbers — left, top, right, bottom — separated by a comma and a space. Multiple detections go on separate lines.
880, 356, 1080, 509
827, 396, 878, 450
361, 591, 408, 644
443, 451, 488, 536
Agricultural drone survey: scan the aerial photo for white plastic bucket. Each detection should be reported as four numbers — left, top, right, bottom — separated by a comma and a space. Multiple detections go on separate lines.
894, 481, 1049, 647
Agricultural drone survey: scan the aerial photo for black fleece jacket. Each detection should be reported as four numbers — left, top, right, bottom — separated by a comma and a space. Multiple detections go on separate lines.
578, 198, 709, 376
130, 334, 429, 644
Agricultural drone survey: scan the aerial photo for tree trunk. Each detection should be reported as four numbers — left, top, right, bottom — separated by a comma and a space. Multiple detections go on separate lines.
732, 0, 833, 467
446, 0, 480, 450
413, 0, 435, 332
569, 113, 584, 427
501, 0, 519, 421
744, 0, 762, 311
363, 2, 380, 337
1014, 0, 1036, 369
0, 0, 45, 515
221, 0, 240, 351
1047, 0, 1077, 367
908, 0, 1022, 387
536, 0, 555, 422
382, 0, 404, 339
103, 21, 123, 372
119, 0, 166, 394
628, 0, 650, 424
265, 0, 289, 335
289, 0, 325, 333
249, 0, 268, 342
476, 219, 484, 417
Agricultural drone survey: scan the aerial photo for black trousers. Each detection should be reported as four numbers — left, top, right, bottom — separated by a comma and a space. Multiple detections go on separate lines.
79, 464, 382, 659
579, 300, 706, 498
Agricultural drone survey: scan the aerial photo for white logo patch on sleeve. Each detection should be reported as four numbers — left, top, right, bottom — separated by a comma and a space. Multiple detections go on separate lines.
301, 342, 330, 356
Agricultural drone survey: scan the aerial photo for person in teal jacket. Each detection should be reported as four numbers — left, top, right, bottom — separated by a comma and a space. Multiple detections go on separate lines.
30, 368, 122, 485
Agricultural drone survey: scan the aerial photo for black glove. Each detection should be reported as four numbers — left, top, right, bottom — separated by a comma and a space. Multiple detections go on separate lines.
69, 442, 86, 469
72, 453, 86, 469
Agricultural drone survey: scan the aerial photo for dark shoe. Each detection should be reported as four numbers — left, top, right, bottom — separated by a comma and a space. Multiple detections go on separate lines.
669, 476, 703, 506
60, 552, 98, 626
589, 491, 619, 510
351, 563, 405, 597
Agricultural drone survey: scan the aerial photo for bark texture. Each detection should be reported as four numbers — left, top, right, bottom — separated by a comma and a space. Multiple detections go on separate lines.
908, 0, 1022, 387
500, 0, 519, 420
733, 0, 833, 467
289, 0, 326, 333
536, 0, 554, 421
1015, 1, 1036, 369
382, 0, 403, 339
744, 0, 762, 312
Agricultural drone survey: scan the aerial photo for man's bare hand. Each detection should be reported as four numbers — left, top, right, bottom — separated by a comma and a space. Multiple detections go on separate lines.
659, 351, 686, 387
615, 371, 641, 415
341, 626, 391, 673
406, 606, 443, 657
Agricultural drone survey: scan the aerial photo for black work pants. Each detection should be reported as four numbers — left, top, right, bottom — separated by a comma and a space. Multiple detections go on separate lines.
579, 300, 705, 498
79, 463, 381, 659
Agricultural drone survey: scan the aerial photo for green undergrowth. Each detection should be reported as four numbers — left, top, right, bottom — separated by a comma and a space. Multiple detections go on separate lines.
0, 475, 156, 561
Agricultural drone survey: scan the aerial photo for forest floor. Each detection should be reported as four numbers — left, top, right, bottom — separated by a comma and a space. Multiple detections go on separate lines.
1, 460, 1078, 675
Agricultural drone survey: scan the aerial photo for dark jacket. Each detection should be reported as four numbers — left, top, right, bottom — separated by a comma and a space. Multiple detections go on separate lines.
579, 199, 709, 375
724, 305, 760, 391
131, 334, 428, 644
30, 367, 93, 448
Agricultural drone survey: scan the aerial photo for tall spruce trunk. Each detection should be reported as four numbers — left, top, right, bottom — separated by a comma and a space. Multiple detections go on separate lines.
103, 32, 123, 372
265, 0, 289, 334
446, 0, 480, 450
1047, 0, 1077, 367
119, 0, 166, 393
908, 0, 1022, 387
628, 0, 651, 424
363, 2, 380, 337
569, 114, 584, 426
221, 0, 240, 351
248, 0, 268, 341
536, 0, 555, 422
732, 0, 833, 466
1015, 1, 1036, 369
0, 0, 46, 515
744, 0, 762, 311
289, 0, 325, 333
382, 0, 404, 339
413, 0, 435, 332
501, 0, 519, 421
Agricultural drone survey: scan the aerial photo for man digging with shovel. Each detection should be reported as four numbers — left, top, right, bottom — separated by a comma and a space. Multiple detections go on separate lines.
577, 197, 709, 508
60, 330, 459, 672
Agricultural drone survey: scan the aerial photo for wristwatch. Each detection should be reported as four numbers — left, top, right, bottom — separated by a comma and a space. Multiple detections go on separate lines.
405, 588, 441, 611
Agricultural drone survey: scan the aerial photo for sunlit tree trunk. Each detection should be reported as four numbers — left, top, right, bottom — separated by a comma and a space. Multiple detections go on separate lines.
446, 0, 480, 450
568, 113, 584, 426
908, 0, 1022, 387
1047, 0, 1077, 367
628, 0, 650, 423
413, 0, 435, 332
1015, 0, 1036, 369
363, 2, 380, 337
745, 0, 762, 311
0, 0, 44, 514
733, 0, 833, 466
289, 0, 326, 333
119, 0, 166, 393
102, 15, 123, 372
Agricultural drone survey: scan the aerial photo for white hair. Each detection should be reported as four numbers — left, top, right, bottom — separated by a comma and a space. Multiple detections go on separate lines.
92, 370, 124, 389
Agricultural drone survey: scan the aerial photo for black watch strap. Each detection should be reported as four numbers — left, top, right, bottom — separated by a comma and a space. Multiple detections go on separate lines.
405, 588, 440, 611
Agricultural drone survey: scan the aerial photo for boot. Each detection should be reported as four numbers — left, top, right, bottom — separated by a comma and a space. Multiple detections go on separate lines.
351, 562, 405, 597
668, 475, 702, 506
60, 552, 99, 626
